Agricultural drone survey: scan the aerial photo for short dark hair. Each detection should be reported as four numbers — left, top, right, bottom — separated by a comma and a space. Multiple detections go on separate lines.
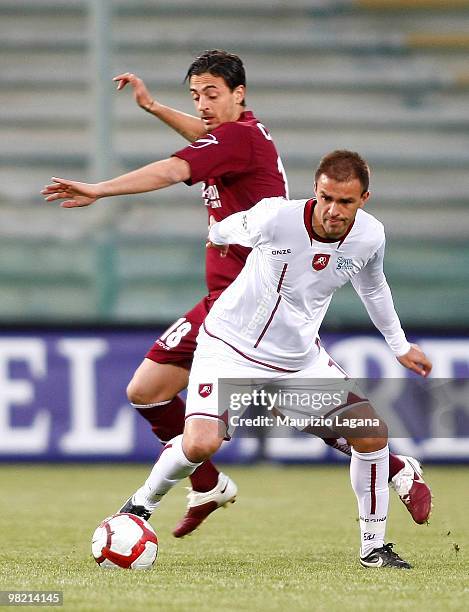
315, 150, 370, 194
185, 49, 246, 106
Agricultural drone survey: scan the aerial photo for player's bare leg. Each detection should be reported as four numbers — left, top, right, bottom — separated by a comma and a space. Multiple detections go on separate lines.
127, 359, 189, 405
126, 359, 237, 536
322, 437, 432, 524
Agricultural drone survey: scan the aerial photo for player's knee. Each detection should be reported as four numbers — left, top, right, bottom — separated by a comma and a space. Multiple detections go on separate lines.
348, 417, 388, 453
182, 432, 222, 463
351, 435, 388, 453
126, 377, 163, 405
126, 378, 147, 405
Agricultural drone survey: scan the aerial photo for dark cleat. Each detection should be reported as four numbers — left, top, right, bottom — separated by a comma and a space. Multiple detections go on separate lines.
360, 543, 412, 569
119, 497, 152, 522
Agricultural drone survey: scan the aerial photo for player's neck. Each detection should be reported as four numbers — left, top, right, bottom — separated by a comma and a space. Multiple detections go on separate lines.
233, 107, 247, 121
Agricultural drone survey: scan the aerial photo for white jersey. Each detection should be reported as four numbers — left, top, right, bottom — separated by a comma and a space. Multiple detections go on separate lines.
206, 197, 410, 371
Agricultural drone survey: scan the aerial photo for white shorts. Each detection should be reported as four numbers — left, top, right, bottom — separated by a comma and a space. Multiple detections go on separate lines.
185, 327, 367, 436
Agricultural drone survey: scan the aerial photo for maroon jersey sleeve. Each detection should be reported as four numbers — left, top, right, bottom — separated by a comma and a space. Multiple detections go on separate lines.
173, 122, 253, 185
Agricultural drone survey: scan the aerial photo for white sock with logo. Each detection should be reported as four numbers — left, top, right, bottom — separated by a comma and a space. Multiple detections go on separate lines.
133, 434, 202, 511
350, 445, 389, 557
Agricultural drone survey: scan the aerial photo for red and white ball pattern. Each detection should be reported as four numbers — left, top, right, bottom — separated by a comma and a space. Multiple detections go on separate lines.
91, 513, 158, 569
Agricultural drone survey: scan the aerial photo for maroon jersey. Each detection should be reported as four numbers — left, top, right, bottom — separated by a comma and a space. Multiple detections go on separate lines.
173, 111, 288, 295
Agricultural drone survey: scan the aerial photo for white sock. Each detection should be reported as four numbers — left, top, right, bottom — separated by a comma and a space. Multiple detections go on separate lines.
350, 445, 389, 557
133, 434, 202, 510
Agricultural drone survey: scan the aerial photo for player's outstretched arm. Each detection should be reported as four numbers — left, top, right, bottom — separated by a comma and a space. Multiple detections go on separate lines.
41, 157, 190, 208
397, 343, 432, 378
113, 72, 206, 142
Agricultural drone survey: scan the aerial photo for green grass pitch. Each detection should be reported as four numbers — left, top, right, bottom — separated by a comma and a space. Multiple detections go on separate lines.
1, 464, 468, 611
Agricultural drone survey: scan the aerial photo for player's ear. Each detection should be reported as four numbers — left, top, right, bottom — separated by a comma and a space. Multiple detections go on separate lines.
233, 85, 245, 105
359, 191, 370, 208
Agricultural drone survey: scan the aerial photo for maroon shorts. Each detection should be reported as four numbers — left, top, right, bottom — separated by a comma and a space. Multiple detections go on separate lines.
145, 293, 222, 370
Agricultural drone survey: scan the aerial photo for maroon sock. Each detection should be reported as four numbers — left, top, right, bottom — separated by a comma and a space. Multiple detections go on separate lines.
134, 395, 219, 493
189, 459, 221, 493
388, 452, 405, 482
134, 395, 186, 442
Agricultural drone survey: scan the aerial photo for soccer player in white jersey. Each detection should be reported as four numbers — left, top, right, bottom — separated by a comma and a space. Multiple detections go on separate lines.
119, 150, 432, 568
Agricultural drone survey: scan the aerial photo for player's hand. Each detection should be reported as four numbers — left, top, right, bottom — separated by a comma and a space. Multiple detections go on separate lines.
397, 343, 432, 377
41, 177, 100, 208
113, 72, 154, 111
206, 215, 229, 257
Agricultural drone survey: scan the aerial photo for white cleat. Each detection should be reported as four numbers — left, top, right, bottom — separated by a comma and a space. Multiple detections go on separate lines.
172, 472, 238, 537
391, 455, 432, 524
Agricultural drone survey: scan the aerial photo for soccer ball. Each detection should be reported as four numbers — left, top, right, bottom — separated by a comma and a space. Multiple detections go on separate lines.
91, 513, 158, 569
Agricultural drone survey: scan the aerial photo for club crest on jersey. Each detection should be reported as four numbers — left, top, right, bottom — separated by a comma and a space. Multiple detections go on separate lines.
198, 384, 213, 398
312, 254, 330, 271
189, 133, 219, 149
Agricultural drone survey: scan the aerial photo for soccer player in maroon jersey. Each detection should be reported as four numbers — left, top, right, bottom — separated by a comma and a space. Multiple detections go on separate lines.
43, 50, 288, 535
42, 50, 431, 534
